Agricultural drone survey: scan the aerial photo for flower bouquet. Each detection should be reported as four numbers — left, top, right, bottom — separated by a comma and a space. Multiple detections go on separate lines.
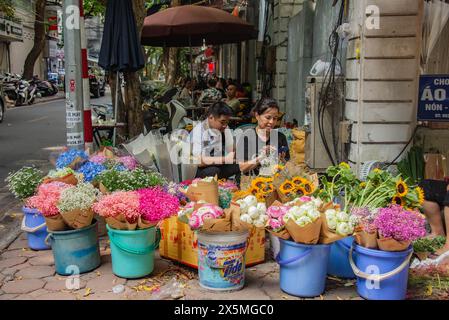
351, 207, 378, 249
93, 191, 140, 230
282, 198, 322, 244
94, 168, 167, 193
320, 205, 358, 244
235, 195, 268, 230
137, 187, 179, 229
57, 183, 100, 229
374, 205, 426, 251
187, 203, 225, 231
56, 149, 88, 170
43, 167, 80, 185
5, 166, 44, 203
76, 161, 106, 183
184, 176, 219, 205
265, 201, 290, 240
26, 182, 71, 231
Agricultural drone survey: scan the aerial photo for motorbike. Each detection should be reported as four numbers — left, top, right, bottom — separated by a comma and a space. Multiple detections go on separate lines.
16, 79, 40, 106
30, 76, 58, 97
0, 73, 21, 104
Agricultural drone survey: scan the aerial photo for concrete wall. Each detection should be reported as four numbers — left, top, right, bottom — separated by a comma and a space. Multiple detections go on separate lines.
272, 0, 304, 112
345, 0, 423, 174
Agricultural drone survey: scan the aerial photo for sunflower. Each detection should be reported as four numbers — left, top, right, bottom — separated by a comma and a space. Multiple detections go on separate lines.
251, 177, 267, 191
392, 195, 405, 206
256, 192, 267, 202
360, 182, 366, 188
301, 181, 315, 195
373, 168, 383, 174
340, 162, 350, 169
292, 176, 308, 187
261, 183, 274, 194
279, 180, 295, 195
249, 186, 259, 196
296, 186, 306, 196
396, 179, 408, 197
415, 187, 425, 205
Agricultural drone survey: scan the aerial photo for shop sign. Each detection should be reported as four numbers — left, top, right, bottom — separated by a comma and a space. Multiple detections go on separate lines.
418, 75, 449, 121
67, 132, 84, 146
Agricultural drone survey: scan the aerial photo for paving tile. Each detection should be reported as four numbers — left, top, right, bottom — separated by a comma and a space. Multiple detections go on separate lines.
86, 274, 126, 292
0, 294, 18, 300
0, 257, 28, 269
16, 266, 55, 279
1, 262, 32, 276
28, 252, 54, 266
45, 278, 86, 291
7, 239, 29, 250
0, 249, 38, 259
1, 279, 45, 294
38, 291, 77, 300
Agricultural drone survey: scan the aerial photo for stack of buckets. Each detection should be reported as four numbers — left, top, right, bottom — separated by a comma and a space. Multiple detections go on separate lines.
276, 234, 413, 300
21, 207, 51, 251
197, 231, 249, 291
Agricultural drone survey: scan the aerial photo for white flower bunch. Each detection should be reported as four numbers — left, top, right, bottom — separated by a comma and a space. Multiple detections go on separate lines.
237, 195, 268, 228
325, 208, 358, 236
282, 201, 321, 227
57, 183, 100, 212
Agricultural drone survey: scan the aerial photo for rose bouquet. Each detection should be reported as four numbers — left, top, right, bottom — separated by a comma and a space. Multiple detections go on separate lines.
93, 191, 140, 230
137, 187, 179, 228
57, 183, 100, 229
351, 207, 378, 248
374, 205, 426, 251
188, 204, 224, 230
26, 182, 71, 231
5, 166, 44, 202
282, 199, 322, 244
266, 202, 290, 239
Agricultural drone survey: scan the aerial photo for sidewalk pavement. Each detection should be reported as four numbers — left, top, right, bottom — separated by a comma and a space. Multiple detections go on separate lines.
5, 92, 64, 109
0, 232, 363, 301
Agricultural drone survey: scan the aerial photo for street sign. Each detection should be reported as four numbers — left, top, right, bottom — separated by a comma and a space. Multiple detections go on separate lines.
418, 75, 449, 121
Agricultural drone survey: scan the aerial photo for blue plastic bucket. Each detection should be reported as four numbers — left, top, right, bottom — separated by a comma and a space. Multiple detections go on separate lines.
198, 231, 249, 291
277, 239, 331, 297
21, 207, 50, 250
46, 220, 101, 275
107, 225, 161, 279
327, 236, 356, 279
349, 243, 413, 300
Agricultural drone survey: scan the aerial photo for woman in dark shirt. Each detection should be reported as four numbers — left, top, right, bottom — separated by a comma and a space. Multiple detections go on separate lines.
236, 98, 290, 175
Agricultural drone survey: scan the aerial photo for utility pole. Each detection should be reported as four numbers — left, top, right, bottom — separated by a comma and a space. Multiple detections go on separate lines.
63, 0, 85, 150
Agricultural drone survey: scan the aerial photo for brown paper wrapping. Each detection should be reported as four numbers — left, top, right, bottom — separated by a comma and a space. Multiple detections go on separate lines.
286, 217, 322, 244
185, 177, 219, 205
106, 214, 137, 231
201, 209, 232, 232
43, 173, 78, 186
267, 229, 291, 240
377, 237, 411, 252
318, 212, 345, 244
137, 216, 158, 229
265, 190, 281, 207
354, 229, 378, 249
68, 157, 86, 170
99, 182, 110, 194
60, 208, 94, 229
45, 215, 67, 231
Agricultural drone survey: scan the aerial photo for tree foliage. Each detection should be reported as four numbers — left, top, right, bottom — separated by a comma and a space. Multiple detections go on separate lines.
0, 0, 15, 17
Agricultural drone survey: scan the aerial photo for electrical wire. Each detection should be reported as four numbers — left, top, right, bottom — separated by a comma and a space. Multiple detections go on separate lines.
382, 125, 419, 169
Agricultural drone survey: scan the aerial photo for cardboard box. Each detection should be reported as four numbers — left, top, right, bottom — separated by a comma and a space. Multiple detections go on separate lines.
159, 216, 266, 269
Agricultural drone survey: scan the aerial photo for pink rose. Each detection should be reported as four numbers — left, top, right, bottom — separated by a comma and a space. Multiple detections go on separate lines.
299, 196, 312, 202
267, 206, 289, 219
269, 219, 282, 230
189, 214, 201, 229
200, 213, 215, 223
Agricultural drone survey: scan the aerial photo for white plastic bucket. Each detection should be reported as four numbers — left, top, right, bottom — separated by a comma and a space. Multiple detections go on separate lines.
197, 231, 249, 291
269, 233, 280, 260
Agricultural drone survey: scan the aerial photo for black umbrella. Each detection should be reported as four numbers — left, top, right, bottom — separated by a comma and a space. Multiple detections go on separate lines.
98, 0, 144, 72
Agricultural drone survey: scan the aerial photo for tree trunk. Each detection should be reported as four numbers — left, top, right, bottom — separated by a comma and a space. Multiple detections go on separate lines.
23, 0, 46, 80
122, 0, 146, 139
165, 0, 181, 86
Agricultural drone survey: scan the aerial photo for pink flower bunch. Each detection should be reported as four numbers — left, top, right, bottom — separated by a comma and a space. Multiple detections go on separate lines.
118, 156, 138, 170
218, 180, 239, 192
93, 191, 140, 223
351, 207, 377, 233
138, 187, 180, 222
298, 196, 312, 202
188, 204, 223, 230
374, 205, 426, 242
89, 155, 107, 164
266, 205, 290, 231
26, 182, 70, 217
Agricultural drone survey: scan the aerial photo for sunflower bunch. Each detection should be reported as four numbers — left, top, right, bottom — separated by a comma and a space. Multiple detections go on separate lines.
279, 176, 315, 199
248, 176, 275, 202
391, 178, 424, 210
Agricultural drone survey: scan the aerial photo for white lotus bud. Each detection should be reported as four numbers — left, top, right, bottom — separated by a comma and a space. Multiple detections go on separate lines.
244, 195, 258, 208
283, 212, 293, 224
288, 206, 304, 219
327, 216, 338, 230
254, 217, 266, 228
307, 209, 320, 221
240, 214, 252, 224
312, 197, 323, 207
238, 201, 248, 214
336, 222, 352, 236
296, 216, 312, 227
337, 211, 349, 222
256, 203, 267, 214
248, 206, 260, 219
325, 209, 337, 220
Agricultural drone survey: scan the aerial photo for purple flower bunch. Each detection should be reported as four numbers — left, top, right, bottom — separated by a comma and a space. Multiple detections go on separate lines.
351, 207, 377, 233
374, 205, 426, 242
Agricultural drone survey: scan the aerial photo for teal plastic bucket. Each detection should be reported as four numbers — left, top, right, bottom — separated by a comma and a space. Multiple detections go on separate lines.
46, 220, 101, 275
198, 231, 249, 291
107, 225, 161, 279
21, 207, 50, 251
349, 243, 413, 300
277, 239, 331, 297
327, 236, 356, 279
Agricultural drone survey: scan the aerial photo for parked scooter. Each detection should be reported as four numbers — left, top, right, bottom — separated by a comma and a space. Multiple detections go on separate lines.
16, 79, 40, 106
0, 73, 21, 104
30, 76, 58, 97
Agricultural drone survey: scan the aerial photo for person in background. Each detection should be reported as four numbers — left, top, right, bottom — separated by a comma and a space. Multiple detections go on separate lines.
191, 102, 240, 179
235, 83, 247, 98
236, 98, 290, 175
178, 77, 193, 102
198, 78, 223, 104
223, 83, 241, 114
419, 179, 449, 257
216, 78, 227, 99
